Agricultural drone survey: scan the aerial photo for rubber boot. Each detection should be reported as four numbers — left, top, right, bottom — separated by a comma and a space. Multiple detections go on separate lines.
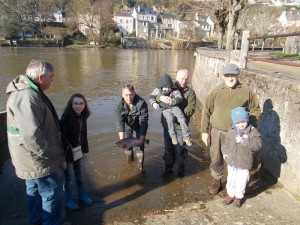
136, 151, 144, 171
164, 153, 175, 177
209, 179, 222, 194
125, 148, 134, 162
77, 186, 92, 206
176, 155, 185, 178
64, 191, 80, 210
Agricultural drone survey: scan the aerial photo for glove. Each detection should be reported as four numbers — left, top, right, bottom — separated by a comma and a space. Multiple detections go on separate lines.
152, 103, 160, 110
235, 135, 243, 144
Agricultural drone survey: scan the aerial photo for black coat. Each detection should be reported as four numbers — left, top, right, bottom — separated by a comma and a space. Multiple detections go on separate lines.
60, 114, 89, 162
114, 94, 149, 136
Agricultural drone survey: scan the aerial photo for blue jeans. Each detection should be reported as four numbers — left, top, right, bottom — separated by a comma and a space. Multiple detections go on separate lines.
64, 160, 83, 193
26, 172, 62, 225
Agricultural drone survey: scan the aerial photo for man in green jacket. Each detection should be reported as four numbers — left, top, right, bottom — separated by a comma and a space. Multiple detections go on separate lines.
157, 69, 196, 177
201, 64, 261, 194
6, 59, 65, 225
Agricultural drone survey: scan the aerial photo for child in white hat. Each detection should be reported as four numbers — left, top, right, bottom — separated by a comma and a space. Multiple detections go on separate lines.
221, 107, 262, 207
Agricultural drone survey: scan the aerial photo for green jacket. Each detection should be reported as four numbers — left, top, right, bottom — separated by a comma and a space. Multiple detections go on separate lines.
201, 81, 261, 133
6, 75, 64, 179
159, 83, 196, 129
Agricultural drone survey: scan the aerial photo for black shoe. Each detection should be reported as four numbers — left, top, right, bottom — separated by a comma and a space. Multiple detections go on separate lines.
177, 168, 184, 178
162, 167, 173, 177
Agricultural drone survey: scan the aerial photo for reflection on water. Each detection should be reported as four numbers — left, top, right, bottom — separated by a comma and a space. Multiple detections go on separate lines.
0, 47, 212, 224
0, 48, 194, 113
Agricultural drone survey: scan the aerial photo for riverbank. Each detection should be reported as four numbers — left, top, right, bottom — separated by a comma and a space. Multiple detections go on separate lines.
0, 38, 215, 50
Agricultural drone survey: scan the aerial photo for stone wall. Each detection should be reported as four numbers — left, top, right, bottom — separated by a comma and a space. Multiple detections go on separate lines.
192, 48, 300, 196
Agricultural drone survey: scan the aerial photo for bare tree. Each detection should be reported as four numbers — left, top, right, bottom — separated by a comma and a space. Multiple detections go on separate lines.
0, 0, 36, 39
68, 0, 113, 43
225, 0, 247, 50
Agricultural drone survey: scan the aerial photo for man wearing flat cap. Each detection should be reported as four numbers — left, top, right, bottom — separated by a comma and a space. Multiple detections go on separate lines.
201, 63, 261, 194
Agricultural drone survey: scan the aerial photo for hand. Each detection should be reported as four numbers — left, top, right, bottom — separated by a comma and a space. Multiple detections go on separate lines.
160, 96, 171, 104
201, 133, 209, 146
235, 135, 243, 143
82, 153, 88, 159
152, 102, 160, 109
223, 154, 228, 160
59, 161, 67, 170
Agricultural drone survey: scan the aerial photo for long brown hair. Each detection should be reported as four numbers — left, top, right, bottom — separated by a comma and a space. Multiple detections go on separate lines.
63, 93, 91, 119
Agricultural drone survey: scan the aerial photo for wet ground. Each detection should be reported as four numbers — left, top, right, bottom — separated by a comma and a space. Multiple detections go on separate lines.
0, 110, 216, 225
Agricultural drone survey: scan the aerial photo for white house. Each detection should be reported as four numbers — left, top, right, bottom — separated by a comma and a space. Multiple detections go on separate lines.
113, 11, 134, 36
53, 11, 65, 22
132, 6, 157, 39
195, 13, 214, 36
277, 10, 300, 27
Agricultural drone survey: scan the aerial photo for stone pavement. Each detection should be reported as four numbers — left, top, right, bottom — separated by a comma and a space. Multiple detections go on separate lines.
246, 52, 300, 80
114, 183, 300, 225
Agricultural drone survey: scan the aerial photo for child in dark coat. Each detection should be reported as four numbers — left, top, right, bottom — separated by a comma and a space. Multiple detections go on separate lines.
149, 73, 192, 146
222, 107, 261, 207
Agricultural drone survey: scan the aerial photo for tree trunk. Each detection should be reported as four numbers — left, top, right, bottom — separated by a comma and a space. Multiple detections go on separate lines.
225, 11, 235, 50
218, 29, 225, 49
284, 36, 300, 54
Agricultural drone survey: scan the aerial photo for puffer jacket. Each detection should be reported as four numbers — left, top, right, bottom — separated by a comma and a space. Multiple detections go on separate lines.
221, 124, 261, 170
6, 75, 64, 179
149, 73, 182, 109
149, 88, 183, 110
114, 94, 149, 136
158, 83, 196, 129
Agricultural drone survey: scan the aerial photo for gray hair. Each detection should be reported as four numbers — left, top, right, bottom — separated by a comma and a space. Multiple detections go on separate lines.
176, 69, 189, 78
122, 84, 135, 93
25, 59, 54, 80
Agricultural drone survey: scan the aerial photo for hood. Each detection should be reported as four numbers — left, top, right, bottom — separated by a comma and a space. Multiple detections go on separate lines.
156, 73, 176, 89
6, 75, 38, 94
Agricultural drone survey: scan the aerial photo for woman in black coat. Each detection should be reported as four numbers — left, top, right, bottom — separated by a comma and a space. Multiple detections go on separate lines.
60, 93, 92, 210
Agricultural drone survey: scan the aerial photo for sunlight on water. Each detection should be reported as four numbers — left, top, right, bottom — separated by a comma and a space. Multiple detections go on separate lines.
0, 48, 195, 115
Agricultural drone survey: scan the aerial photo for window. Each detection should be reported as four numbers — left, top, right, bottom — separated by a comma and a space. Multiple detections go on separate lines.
151, 16, 154, 21
120, 19, 123, 23
167, 24, 172, 28
126, 20, 128, 23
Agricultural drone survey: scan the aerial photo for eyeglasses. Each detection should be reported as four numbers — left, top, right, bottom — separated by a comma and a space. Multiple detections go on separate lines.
224, 74, 238, 78
73, 102, 85, 105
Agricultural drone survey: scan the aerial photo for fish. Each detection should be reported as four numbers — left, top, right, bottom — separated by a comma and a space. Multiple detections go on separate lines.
114, 138, 150, 149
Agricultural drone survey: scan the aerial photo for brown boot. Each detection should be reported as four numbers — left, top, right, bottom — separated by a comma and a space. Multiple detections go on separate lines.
209, 179, 222, 194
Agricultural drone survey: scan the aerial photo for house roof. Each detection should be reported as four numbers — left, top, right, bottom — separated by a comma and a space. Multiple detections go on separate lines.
197, 20, 210, 26
117, 12, 133, 17
159, 13, 176, 19
136, 6, 157, 15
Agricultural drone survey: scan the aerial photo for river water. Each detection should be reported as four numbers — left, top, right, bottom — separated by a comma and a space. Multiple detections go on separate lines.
0, 47, 213, 225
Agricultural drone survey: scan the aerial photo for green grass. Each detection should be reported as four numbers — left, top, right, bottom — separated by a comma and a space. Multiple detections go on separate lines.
270, 51, 300, 60
18, 38, 57, 44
